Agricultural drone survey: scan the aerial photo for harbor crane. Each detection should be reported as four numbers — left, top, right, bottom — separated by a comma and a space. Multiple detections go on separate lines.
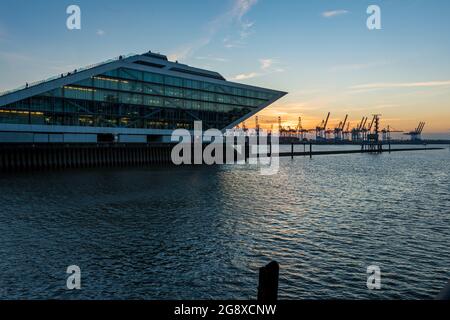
278, 116, 295, 136
277, 116, 305, 138
314, 112, 331, 141
296, 117, 309, 141
278, 116, 287, 136
352, 117, 367, 141
334, 114, 348, 141
404, 122, 425, 141
381, 126, 403, 141
342, 122, 351, 141
367, 114, 382, 144
366, 115, 376, 137
269, 113, 425, 143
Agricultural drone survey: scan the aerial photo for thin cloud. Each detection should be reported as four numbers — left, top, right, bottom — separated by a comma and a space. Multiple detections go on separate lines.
260, 59, 273, 70
231, 58, 283, 81
322, 10, 349, 18
96, 29, 105, 36
223, 0, 258, 49
350, 81, 450, 90
169, 0, 258, 61
233, 0, 258, 20
234, 72, 259, 80
223, 21, 256, 49
224, 40, 240, 49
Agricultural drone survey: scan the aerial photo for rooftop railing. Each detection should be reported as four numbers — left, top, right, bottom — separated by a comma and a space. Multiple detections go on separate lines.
0, 53, 137, 98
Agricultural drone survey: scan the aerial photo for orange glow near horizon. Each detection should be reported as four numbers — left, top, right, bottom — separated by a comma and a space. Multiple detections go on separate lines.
238, 98, 450, 137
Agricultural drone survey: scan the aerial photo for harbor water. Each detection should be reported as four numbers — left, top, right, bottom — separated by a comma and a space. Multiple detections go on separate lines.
0, 146, 449, 299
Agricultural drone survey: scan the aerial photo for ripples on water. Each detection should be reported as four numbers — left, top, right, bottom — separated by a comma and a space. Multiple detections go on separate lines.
0, 147, 449, 299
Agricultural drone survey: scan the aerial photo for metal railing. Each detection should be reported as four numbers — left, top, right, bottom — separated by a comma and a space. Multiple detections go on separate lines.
0, 53, 137, 97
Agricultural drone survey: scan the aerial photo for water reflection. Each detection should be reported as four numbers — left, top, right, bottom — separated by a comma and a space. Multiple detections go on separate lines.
0, 148, 449, 299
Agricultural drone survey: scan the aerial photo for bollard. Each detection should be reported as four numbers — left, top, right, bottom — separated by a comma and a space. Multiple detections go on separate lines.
257, 261, 279, 303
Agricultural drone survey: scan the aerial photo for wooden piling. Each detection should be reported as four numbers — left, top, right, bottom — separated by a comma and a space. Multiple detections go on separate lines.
257, 261, 279, 303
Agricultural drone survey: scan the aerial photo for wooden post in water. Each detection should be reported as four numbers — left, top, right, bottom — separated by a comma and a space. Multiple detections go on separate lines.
291, 143, 294, 159
310, 143, 313, 159
257, 261, 279, 303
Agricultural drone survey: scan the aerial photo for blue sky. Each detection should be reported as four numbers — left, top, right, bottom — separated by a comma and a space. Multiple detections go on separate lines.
1, 0, 449, 136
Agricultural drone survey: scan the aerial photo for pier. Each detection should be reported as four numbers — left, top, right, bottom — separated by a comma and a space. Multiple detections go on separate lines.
0, 142, 445, 173
279, 143, 444, 158
0, 143, 174, 172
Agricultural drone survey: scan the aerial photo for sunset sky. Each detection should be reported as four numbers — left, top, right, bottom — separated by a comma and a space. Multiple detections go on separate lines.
0, 0, 449, 138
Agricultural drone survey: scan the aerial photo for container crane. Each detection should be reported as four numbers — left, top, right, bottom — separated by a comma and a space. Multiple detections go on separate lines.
352, 117, 367, 141
334, 114, 348, 141
363, 115, 377, 141
367, 114, 381, 143
278, 116, 290, 136
296, 117, 308, 141
314, 112, 331, 141
404, 122, 425, 141
381, 126, 403, 141
278, 116, 283, 135
342, 122, 351, 141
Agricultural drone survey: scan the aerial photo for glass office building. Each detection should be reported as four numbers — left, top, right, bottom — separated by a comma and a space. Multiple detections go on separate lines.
0, 52, 286, 143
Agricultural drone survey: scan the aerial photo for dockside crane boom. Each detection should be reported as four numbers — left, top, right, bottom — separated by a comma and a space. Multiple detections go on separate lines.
404, 121, 425, 141
334, 114, 348, 141
362, 117, 368, 130
314, 112, 331, 141
357, 117, 365, 130
368, 115, 376, 132
381, 125, 403, 141
341, 115, 348, 131
323, 112, 331, 130
418, 122, 426, 134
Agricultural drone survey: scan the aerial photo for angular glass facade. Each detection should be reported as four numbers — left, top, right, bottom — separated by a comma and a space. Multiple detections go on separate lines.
0, 66, 280, 131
